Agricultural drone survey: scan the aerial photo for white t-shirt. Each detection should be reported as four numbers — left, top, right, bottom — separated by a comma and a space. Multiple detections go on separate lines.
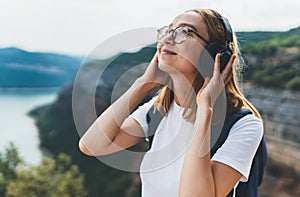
130, 99, 263, 197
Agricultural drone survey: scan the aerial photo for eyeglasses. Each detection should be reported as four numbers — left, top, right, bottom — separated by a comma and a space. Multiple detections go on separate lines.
157, 26, 209, 44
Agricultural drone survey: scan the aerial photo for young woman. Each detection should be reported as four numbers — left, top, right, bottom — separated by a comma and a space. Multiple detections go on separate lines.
79, 9, 263, 197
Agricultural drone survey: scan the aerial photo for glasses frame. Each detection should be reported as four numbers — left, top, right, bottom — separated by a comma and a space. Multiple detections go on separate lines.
157, 26, 209, 44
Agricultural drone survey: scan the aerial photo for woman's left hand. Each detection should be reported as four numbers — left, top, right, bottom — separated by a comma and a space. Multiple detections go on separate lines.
196, 53, 236, 108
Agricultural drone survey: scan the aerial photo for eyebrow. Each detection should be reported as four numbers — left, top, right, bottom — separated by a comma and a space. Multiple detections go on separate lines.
168, 23, 199, 32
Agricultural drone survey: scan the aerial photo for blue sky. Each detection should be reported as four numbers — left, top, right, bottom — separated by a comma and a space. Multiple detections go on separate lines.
1, 0, 299, 56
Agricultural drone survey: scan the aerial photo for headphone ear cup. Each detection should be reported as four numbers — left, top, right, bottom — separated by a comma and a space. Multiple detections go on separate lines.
206, 42, 223, 60
199, 42, 223, 77
219, 50, 232, 71
199, 42, 232, 75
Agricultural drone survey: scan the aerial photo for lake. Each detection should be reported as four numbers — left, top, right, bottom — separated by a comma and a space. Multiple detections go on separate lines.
0, 89, 59, 165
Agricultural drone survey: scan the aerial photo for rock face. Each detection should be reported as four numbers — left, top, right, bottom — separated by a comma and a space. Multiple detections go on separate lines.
243, 83, 300, 173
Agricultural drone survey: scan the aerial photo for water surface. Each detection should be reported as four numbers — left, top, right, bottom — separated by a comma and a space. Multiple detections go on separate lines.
0, 89, 58, 165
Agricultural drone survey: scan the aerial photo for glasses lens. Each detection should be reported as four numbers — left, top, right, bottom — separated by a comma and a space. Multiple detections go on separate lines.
174, 26, 188, 44
157, 26, 169, 41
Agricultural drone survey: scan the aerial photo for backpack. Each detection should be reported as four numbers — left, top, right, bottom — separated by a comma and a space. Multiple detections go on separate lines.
146, 106, 268, 197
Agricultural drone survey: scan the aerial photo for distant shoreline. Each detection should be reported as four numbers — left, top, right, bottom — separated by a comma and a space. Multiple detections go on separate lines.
0, 87, 61, 92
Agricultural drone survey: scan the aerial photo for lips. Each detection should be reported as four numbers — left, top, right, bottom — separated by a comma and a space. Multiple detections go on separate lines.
161, 48, 177, 55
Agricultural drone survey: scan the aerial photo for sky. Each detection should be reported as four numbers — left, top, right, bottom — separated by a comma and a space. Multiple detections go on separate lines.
1, 0, 299, 56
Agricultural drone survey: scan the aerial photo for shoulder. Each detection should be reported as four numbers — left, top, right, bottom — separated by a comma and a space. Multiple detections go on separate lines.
211, 111, 264, 182
131, 98, 155, 116
129, 98, 155, 135
229, 112, 263, 139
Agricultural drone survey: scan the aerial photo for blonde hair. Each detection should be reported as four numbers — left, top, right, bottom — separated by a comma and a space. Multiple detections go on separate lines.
154, 9, 261, 122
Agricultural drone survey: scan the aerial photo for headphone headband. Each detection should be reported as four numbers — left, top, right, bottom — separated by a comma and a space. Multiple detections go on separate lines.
220, 16, 233, 44
200, 12, 234, 73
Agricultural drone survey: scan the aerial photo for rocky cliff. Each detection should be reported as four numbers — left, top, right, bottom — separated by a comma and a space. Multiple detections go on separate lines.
243, 83, 300, 173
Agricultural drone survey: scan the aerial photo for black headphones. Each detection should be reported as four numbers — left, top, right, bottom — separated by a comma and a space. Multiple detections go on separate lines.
199, 15, 233, 76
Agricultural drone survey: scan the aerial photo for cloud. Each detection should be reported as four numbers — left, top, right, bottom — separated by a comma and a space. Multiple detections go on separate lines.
0, 0, 299, 56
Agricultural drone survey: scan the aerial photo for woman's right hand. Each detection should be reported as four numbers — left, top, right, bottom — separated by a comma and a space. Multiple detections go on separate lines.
139, 51, 170, 91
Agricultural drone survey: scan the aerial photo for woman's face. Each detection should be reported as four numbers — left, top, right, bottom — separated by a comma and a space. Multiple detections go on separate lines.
157, 11, 209, 82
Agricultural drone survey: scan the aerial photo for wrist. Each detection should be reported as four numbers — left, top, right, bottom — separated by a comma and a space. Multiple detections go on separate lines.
197, 96, 212, 109
135, 77, 159, 94
197, 104, 213, 118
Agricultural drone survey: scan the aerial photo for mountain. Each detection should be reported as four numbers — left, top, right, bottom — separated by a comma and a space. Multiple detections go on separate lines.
0, 47, 83, 88
237, 26, 300, 48
236, 31, 281, 47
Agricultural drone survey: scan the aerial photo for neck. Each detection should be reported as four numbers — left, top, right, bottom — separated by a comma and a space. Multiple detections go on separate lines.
170, 73, 197, 107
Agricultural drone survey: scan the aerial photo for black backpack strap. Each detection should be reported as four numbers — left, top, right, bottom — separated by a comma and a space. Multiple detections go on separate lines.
146, 105, 164, 149
210, 108, 252, 156
258, 136, 268, 185
210, 109, 268, 197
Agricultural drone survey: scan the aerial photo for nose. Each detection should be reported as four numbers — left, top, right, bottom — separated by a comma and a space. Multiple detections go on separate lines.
160, 31, 173, 45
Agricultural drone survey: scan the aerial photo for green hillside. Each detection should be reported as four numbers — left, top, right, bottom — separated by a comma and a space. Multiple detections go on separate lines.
239, 27, 300, 52
236, 31, 281, 48
240, 27, 300, 91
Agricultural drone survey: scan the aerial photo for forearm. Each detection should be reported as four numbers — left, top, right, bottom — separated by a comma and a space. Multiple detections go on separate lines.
179, 105, 215, 197
79, 78, 153, 155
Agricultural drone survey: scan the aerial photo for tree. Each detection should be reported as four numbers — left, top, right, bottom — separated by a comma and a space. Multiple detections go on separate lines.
0, 142, 22, 196
0, 143, 87, 197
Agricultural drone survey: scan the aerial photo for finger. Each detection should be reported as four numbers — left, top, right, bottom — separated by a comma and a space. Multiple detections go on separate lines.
222, 67, 232, 82
224, 73, 233, 85
153, 51, 159, 63
213, 53, 221, 77
222, 54, 236, 81
148, 52, 159, 71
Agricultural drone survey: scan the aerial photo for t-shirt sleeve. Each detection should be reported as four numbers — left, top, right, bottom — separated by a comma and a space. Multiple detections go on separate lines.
129, 99, 154, 137
211, 114, 263, 182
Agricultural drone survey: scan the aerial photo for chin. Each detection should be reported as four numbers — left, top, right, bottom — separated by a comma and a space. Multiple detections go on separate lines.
158, 60, 175, 73
159, 54, 176, 68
